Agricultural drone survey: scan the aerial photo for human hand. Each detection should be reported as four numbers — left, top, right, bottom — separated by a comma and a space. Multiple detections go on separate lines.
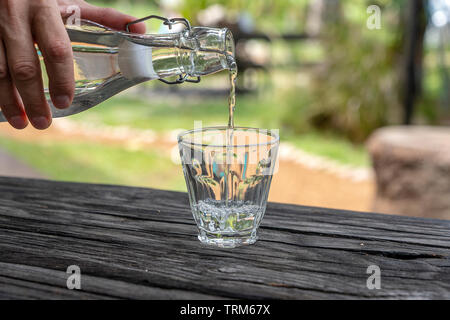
0, 0, 145, 130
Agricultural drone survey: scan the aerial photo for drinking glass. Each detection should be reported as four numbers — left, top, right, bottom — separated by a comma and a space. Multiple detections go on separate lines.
178, 127, 279, 248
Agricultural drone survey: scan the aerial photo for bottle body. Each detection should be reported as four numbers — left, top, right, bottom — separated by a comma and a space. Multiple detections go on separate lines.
41, 21, 185, 118
0, 20, 235, 121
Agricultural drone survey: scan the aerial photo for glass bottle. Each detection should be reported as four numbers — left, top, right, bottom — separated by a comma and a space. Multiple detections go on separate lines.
0, 17, 235, 122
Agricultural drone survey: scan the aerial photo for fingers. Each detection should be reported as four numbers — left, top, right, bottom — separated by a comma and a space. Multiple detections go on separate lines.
80, 4, 146, 33
33, 2, 74, 111
0, 0, 145, 131
3, 17, 51, 130
0, 38, 28, 129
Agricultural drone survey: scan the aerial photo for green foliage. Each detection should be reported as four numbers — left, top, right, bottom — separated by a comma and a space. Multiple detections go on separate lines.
89, 0, 162, 30
284, 1, 403, 142
418, 49, 450, 123
179, 0, 309, 33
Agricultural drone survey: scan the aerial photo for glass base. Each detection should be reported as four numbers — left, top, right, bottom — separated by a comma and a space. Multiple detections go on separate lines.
197, 229, 258, 248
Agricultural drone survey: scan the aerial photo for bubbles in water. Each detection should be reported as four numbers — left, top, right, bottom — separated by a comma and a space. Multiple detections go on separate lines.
194, 199, 262, 233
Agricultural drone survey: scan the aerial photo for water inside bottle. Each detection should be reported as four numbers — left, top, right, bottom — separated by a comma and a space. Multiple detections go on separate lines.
38, 41, 193, 99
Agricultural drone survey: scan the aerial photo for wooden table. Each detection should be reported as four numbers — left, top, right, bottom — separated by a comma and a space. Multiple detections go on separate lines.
0, 177, 449, 299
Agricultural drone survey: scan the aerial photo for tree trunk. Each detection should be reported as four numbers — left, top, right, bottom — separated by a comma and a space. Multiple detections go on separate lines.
402, 0, 427, 124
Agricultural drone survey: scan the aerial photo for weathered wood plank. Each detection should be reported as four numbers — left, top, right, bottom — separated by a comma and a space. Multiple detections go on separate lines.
0, 262, 221, 300
0, 177, 449, 299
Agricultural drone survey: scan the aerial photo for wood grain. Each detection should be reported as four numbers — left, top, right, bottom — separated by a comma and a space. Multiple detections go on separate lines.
0, 177, 449, 299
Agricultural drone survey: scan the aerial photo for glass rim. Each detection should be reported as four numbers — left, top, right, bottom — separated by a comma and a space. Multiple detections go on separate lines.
177, 126, 280, 148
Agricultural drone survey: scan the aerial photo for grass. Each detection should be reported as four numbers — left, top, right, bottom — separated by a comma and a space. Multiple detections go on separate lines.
0, 86, 368, 191
0, 130, 368, 197
286, 132, 370, 167
70, 87, 284, 131
0, 137, 186, 191
70, 89, 370, 167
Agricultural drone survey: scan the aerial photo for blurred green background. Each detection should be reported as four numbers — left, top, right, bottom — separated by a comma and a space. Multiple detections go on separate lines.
0, 0, 448, 200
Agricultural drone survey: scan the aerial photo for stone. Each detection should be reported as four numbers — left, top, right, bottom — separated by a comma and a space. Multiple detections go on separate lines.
367, 125, 450, 220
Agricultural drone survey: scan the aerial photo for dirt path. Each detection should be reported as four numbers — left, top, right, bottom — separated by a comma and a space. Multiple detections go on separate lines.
269, 159, 374, 211
0, 148, 44, 179
0, 122, 375, 212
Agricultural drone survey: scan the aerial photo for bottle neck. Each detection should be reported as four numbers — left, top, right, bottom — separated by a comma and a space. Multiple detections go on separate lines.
124, 27, 235, 78
180, 27, 235, 76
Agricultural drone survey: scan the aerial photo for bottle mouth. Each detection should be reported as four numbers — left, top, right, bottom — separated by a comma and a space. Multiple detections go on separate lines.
220, 28, 235, 70
224, 28, 235, 58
